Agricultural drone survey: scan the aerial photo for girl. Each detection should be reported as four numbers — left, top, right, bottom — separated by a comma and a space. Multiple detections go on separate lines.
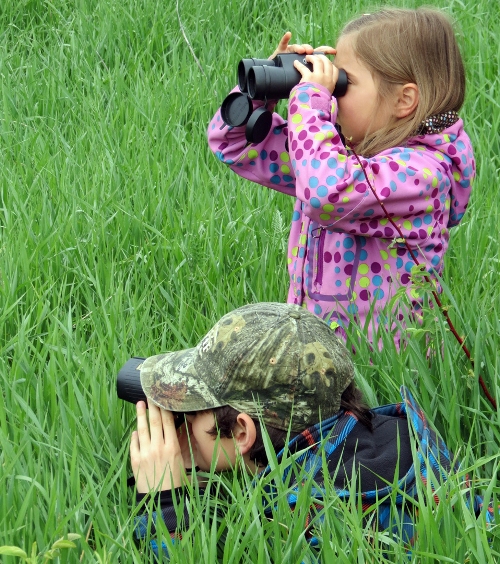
207, 8, 474, 344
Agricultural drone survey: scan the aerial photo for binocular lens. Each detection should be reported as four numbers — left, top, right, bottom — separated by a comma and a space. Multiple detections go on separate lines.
247, 66, 267, 100
238, 58, 275, 93
247, 62, 299, 101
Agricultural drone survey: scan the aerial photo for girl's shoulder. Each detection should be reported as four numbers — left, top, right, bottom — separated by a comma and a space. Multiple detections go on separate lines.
405, 118, 473, 157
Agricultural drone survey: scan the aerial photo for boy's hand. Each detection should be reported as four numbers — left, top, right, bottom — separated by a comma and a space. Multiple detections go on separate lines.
130, 400, 190, 493
269, 31, 335, 60
294, 53, 339, 94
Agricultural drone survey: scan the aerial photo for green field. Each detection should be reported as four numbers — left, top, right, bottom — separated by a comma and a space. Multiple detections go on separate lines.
0, 0, 499, 561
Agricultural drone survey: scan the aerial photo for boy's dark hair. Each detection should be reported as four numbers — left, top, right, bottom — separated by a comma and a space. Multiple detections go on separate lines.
208, 382, 373, 467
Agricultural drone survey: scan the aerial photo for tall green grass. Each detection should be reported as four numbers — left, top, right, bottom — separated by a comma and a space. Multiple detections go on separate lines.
0, 0, 498, 561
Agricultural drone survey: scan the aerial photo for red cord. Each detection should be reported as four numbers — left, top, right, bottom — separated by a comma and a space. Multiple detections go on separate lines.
350, 150, 496, 410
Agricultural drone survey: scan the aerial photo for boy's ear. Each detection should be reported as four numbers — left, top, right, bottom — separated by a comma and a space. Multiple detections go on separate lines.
233, 413, 257, 455
394, 83, 419, 118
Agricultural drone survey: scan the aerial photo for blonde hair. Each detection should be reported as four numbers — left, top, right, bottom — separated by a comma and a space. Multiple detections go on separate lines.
340, 8, 465, 157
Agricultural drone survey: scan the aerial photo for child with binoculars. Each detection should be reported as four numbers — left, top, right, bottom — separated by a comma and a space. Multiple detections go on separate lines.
208, 8, 474, 345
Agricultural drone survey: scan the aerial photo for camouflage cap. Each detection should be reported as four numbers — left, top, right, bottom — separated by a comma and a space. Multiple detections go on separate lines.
140, 303, 354, 431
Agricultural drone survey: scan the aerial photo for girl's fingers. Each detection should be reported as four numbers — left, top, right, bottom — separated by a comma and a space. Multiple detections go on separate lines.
270, 31, 292, 58
290, 43, 313, 54
324, 56, 335, 76
295, 54, 337, 93
314, 46, 336, 55
278, 31, 292, 50
271, 35, 336, 60
293, 59, 307, 76
308, 54, 335, 77
271, 34, 316, 59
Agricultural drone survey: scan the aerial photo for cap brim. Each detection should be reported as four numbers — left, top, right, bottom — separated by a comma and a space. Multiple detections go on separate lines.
139, 349, 225, 412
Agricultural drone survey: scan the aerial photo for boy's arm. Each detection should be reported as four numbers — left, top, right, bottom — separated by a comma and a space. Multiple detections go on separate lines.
129, 402, 195, 556
133, 488, 191, 558
207, 90, 297, 197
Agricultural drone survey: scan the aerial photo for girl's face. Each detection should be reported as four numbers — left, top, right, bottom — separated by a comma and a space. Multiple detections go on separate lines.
184, 411, 237, 471
334, 35, 396, 145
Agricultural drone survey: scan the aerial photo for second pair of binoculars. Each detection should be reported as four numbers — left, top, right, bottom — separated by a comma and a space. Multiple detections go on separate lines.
221, 53, 347, 143
117, 356, 186, 429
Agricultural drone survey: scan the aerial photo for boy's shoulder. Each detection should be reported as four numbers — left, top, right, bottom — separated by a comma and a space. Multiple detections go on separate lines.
376, 387, 454, 470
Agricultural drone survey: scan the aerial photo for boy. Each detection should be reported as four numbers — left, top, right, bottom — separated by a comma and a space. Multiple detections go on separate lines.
129, 302, 490, 556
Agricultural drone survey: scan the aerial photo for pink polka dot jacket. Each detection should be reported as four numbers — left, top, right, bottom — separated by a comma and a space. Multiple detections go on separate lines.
207, 82, 475, 342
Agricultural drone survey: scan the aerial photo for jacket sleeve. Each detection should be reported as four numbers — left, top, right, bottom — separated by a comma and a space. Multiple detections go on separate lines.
207, 89, 297, 197
287, 82, 456, 242
134, 488, 190, 558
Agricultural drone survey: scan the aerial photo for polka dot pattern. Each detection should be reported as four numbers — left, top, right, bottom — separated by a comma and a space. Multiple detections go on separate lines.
207, 84, 475, 343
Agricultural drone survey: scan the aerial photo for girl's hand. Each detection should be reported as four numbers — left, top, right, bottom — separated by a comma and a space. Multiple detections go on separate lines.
130, 400, 190, 493
294, 53, 339, 94
269, 31, 335, 59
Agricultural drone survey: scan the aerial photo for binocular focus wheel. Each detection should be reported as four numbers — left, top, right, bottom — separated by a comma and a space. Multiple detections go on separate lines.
245, 106, 273, 144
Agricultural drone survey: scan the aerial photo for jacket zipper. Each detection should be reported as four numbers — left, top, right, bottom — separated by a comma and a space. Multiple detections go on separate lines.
314, 227, 325, 287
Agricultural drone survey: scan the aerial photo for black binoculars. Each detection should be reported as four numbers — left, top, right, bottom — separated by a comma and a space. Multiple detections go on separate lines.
221, 53, 348, 143
117, 357, 148, 404
117, 357, 186, 428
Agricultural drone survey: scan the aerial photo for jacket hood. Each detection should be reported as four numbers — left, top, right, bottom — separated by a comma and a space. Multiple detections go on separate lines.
408, 118, 475, 228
